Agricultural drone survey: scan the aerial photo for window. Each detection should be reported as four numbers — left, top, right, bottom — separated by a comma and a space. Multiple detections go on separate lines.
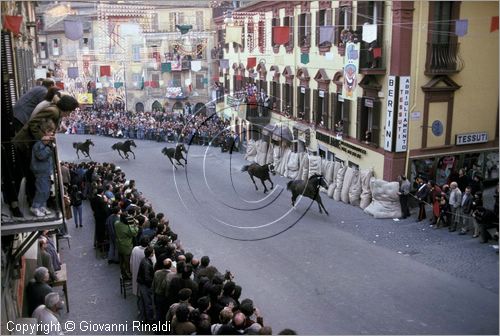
39, 42, 48, 59
313, 89, 329, 128
331, 93, 351, 135
169, 12, 176, 31
52, 39, 60, 56
357, 1, 384, 69
283, 16, 294, 52
356, 97, 381, 146
152, 73, 160, 84
316, 8, 333, 49
177, 13, 184, 25
132, 45, 141, 61
281, 83, 294, 116
297, 87, 311, 122
172, 73, 181, 86
270, 81, 280, 110
196, 74, 204, 89
196, 11, 204, 31
298, 13, 311, 48
334, 4, 353, 45
271, 17, 280, 48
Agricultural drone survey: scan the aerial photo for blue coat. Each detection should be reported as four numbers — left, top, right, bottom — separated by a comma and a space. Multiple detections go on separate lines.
30, 141, 53, 176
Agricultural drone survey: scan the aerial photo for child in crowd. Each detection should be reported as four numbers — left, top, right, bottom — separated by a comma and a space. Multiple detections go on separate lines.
30, 119, 56, 217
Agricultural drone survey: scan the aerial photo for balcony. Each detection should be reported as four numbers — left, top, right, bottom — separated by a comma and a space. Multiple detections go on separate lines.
425, 42, 464, 75
359, 43, 387, 75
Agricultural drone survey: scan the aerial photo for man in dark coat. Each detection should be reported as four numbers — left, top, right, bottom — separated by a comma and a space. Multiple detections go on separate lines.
26, 267, 53, 316
458, 186, 474, 234
415, 177, 429, 222
137, 246, 155, 323
13, 79, 55, 132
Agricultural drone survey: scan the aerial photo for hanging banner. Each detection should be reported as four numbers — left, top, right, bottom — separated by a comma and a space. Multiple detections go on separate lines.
77, 93, 93, 104
34, 68, 47, 79
342, 42, 360, 100
191, 60, 202, 72
226, 26, 242, 44
384, 76, 397, 151
64, 20, 83, 40
396, 76, 411, 152
272, 26, 290, 45
67, 67, 79, 79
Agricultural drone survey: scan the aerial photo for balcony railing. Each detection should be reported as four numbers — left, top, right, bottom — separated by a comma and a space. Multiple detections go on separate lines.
425, 42, 464, 75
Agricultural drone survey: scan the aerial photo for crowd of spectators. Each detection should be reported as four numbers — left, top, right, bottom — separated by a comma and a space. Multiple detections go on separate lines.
44, 160, 295, 334
61, 105, 232, 147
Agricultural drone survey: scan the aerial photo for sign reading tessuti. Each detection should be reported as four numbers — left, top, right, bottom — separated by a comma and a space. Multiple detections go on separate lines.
396, 76, 410, 152
455, 132, 488, 145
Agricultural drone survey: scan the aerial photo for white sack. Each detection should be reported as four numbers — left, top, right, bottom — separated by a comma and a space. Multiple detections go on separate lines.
363, 179, 402, 218
359, 169, 374, 209
341, 167, 356, 203
348, 169, 362, 206
300, 155, 310, 181
266, 142, 274, 164
308, 155, 322, 178
255, 140, 268, 165
244, 139, 257, 162
325, 161, 334, 185
286, 152, 300, 179
333, 166, 347, 201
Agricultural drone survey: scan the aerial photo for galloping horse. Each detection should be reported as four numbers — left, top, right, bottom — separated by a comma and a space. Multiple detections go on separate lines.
73, 139, 94, 160
112, 140, 137, 160
241, 163, 275, 193
287, 174, 329, 215
161, 144, 187, 169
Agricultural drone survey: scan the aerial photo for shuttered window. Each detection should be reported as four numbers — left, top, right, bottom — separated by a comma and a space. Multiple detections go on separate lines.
299, 13, 312, 48
356, 97, 381, 145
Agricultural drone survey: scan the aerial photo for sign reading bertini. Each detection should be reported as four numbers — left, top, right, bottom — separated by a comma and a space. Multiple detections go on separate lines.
384, 75, 396, 151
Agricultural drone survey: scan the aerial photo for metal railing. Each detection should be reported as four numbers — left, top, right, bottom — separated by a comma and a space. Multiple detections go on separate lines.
426, 42, 464, 74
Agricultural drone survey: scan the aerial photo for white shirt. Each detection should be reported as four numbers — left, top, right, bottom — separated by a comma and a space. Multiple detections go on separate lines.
32, 305, 64, 335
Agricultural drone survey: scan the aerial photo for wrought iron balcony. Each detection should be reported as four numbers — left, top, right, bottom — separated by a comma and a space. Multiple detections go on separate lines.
425, 42, 464, 75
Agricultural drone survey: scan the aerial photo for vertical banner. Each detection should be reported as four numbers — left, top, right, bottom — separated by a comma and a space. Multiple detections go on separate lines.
384, 75, 397, 151
396, 76, 411, 152
342, 42, 360, 100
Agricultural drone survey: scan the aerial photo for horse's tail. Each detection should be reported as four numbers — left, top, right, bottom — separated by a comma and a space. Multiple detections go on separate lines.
287, 181, 293, 191
241, 165, 249, 172
72, 142, 78, 149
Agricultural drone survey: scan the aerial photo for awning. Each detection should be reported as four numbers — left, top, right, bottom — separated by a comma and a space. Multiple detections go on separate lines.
293, 123, 310, 132
262, 123, 276, 136
272, 124, 294, 142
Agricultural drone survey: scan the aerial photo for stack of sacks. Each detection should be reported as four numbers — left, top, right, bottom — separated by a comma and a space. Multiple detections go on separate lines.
348, 169, 362, 206
308, 155, 322, 178
255, 140, 268, 165
276, 147, 291, 176
333, 165, 347, 201
266, 142, 274, 164
359, 169, 374, 209
286, 151, 301, 179
324, 161, 335, 186
297, 154, 309, 181
273, 146, 282, 169
244, 139, 257, 162
364, 178, 402, 218
327, 161, 341, 198
341, 167, 356, 203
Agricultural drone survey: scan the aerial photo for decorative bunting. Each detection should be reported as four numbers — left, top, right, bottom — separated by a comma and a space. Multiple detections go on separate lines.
490, 16, 499, 32
191, 60, 202, 72
220, 59, 229, 69
171, 61, 182, 71
3, 15, 23, 35
362, 24, 377, 43
226, 26, 243, 44
55, 81, 65, 90
246, 57, 256, 69
300, 53, 309, 64
67, 67, 79, 79
100, 65, 111, 77
272, 26, 290, 45
64, 20, 83, 40
161, 62, 171, 73
372, 47, 382, 59
455, 19, 468, 37
114, 82, 123, 89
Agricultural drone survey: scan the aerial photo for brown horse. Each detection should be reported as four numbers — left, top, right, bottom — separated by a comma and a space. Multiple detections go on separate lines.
73, 139, 94, 160
287, 174, 329, 215
162, 144, 187, 169
241, 163, 275, 193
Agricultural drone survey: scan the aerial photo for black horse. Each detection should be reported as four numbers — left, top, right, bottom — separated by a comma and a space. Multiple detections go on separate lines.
161, 144, 187, 169
73, 139, 94, 160
287, 174, 329, 215
241, 163, 275, 193
112, 140, 137, 160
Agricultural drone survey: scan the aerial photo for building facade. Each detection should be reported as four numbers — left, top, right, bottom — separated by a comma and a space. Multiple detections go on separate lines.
215, 0, 499, 183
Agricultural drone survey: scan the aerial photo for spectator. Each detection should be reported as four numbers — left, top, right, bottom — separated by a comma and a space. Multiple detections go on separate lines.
70, 184, 84, 228
137, 246, 155, 323
415, 177, 429, 222
152, 258, 173, 325
131, 236, 151, 296
106, 206, 121, 264
448, 182, 462, 232
32, 292, 65, 335
397, 175, 411, 219
115, 212, 139, 280
26, 267, 53, 316
458, 186, 473, 235
13, 79, 55, 132
37, 237, 56, 282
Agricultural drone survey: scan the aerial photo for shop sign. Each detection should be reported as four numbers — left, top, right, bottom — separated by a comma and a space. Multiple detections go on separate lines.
456, 132, 488, 145
319, 90, 325, 98
300, 86, 306, 94
365, 98, 373, 108
395, 76, 410, 152
384, 75, 396, 151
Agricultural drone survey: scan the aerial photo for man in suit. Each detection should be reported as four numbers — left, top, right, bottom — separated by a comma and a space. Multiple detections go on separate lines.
397, 175, 411, 219
26, 267, 53, 316
458, 186, 473, 234
415, 177, 429, 222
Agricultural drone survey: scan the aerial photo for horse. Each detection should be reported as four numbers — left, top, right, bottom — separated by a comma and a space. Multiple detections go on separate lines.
287, 174, 329, 215
161, 144, 187, 169
112, 140, 137, 160
73, 139, 94, 160
241, 163, 275, 193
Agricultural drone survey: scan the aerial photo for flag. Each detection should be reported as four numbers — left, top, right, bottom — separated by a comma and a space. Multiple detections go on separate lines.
100, 65, 111, 77
362, 24, 377, 43
161, 62, 171, 73
191, 60, 202, 72
300, 53, 309, 64
67, 67, 79, 79
246, 57, 256, 69
272, 26, 290, 45
372, 47, 382, 59
3, 15, 23, 35
226, 26, 242, 44
490, 16, 499, 32
64, 20, 83, 40
114, 82, 123, 89
55, 81, 64, 90
319, 26, 335, 44
455, 19, 468, 37
171, 61, 182, 71
220, 59, 229, 69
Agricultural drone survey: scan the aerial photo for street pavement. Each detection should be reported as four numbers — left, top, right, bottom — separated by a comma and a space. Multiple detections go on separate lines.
56, 134, 499, 335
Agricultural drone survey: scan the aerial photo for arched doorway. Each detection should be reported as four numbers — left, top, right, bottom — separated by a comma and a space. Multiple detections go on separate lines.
173, 101, 183, 113
152, 100, 163, 112
135, 102, 144, 113
194, 102, 206, 116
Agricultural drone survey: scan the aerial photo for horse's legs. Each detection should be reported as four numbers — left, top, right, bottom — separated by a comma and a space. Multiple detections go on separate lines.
76, 149, 80, 159
116, 149, 124, 159
268, 176, 274, 190
130, 150, 136, 159
182, 154, 187, 164
316, 195, 329, 216
167, 156, 177, 170
260, 178, 268, 193
291, 193, 297, 207
175, 159, 184, 167
249, 174, 258, 191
